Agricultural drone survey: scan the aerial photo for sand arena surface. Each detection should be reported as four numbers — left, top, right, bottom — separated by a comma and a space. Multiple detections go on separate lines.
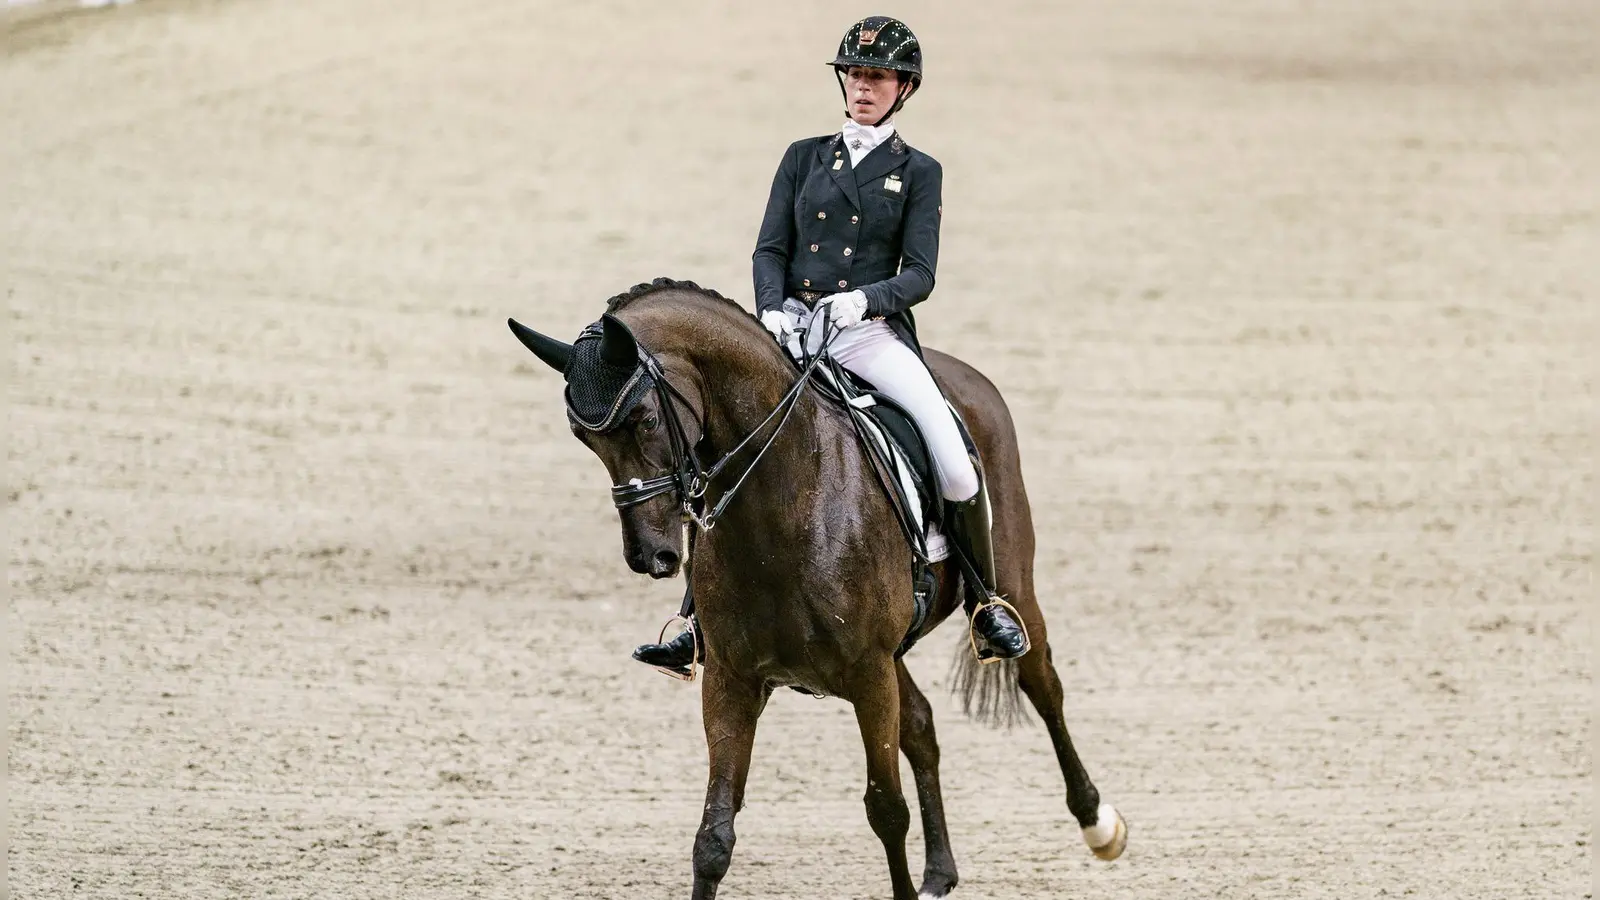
5, 1, 1593, 897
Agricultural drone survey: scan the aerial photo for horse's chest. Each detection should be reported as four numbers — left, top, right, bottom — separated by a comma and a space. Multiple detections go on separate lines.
703, 615, 850, 697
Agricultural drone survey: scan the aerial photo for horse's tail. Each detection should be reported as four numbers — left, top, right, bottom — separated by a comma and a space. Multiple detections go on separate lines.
949, 636, 1030, 729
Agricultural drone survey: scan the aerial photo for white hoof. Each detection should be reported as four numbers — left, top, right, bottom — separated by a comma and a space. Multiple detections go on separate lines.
1081, 803, 1128, 861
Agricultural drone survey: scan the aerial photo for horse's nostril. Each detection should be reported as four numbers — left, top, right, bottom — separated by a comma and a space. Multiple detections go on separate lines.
653, 549, 680, 573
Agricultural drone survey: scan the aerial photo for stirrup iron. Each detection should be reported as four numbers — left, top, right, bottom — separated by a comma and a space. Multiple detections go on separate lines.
652, 615, 700, 683
968, 594, 1030, 665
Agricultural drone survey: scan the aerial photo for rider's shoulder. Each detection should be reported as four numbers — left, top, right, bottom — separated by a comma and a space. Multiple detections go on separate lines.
881, 133, 940, 173
902, 143, 941, 173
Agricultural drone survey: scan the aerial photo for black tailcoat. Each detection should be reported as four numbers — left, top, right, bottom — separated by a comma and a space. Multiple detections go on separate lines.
752, 132, 943, 354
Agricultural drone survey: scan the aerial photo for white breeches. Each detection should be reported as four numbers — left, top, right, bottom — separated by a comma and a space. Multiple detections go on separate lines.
780, 300, 979, 502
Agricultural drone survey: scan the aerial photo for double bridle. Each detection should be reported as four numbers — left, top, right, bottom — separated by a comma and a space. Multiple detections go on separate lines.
607, 325, 838, 531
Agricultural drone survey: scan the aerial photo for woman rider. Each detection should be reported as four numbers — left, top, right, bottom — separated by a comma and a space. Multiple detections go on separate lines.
633, 16, 1027, 675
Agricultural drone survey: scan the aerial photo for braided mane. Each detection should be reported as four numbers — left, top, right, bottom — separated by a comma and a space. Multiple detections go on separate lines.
604, 277, 750, 318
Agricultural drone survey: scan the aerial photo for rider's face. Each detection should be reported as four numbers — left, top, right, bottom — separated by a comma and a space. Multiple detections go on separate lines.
843, 66, 903, 125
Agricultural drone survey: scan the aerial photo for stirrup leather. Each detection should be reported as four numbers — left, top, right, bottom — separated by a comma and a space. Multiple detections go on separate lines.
651, 615, 700, 682
968, 595, 1030, 665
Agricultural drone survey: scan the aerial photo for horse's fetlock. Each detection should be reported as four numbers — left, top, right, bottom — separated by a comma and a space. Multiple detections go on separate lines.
693, 818, 737, 881
863, 789, 911, 837
1067, 786, 1103, 827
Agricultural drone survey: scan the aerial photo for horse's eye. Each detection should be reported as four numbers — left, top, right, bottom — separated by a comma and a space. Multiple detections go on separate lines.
640, 413, 659, 433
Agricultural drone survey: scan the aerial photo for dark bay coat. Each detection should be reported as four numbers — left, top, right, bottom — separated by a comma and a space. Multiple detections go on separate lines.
752, 132, 943, 353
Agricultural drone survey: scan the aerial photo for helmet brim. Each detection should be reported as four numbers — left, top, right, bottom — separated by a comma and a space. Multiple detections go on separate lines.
828, 56, 921, 78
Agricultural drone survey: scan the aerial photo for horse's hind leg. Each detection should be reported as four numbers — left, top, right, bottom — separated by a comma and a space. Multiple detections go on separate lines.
1016, 640, 1129, 860
853, 662, 920, 900
896, 660, 959, 898
691, 668, 769, 900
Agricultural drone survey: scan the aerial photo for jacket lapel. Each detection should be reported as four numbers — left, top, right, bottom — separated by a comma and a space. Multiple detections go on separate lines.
853, 135, 911, 190
818, 135, 861, 210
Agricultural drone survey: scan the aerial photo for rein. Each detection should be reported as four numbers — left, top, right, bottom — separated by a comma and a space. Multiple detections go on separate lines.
608, 322, 839, 532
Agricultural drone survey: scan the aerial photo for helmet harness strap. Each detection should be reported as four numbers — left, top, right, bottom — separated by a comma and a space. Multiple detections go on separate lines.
835, 68, 918, 129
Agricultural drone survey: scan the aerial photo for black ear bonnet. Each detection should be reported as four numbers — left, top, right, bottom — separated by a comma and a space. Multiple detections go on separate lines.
562, 317, 651, 432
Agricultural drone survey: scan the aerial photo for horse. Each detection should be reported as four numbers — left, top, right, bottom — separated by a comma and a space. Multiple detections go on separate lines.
509, 278, 1126, 900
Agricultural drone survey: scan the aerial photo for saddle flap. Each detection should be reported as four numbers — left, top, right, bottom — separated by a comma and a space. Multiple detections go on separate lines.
810, 360, 984, 543
858, 393, 937, 527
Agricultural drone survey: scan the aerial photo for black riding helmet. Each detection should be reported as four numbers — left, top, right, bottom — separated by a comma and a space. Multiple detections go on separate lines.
829, 16, 922, 127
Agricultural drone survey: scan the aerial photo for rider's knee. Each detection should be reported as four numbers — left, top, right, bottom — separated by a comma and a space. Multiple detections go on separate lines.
940, 465, 978, 503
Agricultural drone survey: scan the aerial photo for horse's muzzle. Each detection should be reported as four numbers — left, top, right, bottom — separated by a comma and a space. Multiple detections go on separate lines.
619, 505, 684, 578
648, 548, 681, 579
625, 544, 681, 579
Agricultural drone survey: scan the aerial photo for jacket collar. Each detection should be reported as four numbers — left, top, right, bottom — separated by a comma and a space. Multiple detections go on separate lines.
852, 131, 911, 188
817, 134, 861, 210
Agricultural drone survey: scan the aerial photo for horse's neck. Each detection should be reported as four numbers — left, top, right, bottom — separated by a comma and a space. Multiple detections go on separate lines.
626, 297, 860, 548
693, 346, 849, 546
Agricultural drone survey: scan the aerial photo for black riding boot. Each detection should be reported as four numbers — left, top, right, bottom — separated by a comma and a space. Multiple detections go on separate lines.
949, 478, 1030, 661
631, 619, 700, 679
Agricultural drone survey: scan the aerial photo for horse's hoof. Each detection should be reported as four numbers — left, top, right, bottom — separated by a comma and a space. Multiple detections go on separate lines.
1082, 803, 1128, 861
917, 872, 959, 899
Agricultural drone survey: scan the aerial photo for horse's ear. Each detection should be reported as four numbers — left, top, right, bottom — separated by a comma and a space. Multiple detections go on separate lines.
507, 318, 572, 373
598, 314, 639, 367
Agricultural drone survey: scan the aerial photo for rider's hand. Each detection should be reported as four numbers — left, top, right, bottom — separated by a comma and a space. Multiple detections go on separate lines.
760, 309, 794, 342
826, 290, 868, 329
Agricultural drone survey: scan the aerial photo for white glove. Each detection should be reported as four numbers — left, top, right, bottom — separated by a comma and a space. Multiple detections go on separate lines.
825, 290, 869, 329
760, 309, 794, 342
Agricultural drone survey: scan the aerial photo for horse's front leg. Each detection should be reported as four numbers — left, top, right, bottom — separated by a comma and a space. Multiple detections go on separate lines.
897, 659, 959, 898
691, 667, 769, 900
853, 661, 919, 900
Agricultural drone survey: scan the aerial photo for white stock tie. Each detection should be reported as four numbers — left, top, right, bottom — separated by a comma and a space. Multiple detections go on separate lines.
841, 119, 896, 167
